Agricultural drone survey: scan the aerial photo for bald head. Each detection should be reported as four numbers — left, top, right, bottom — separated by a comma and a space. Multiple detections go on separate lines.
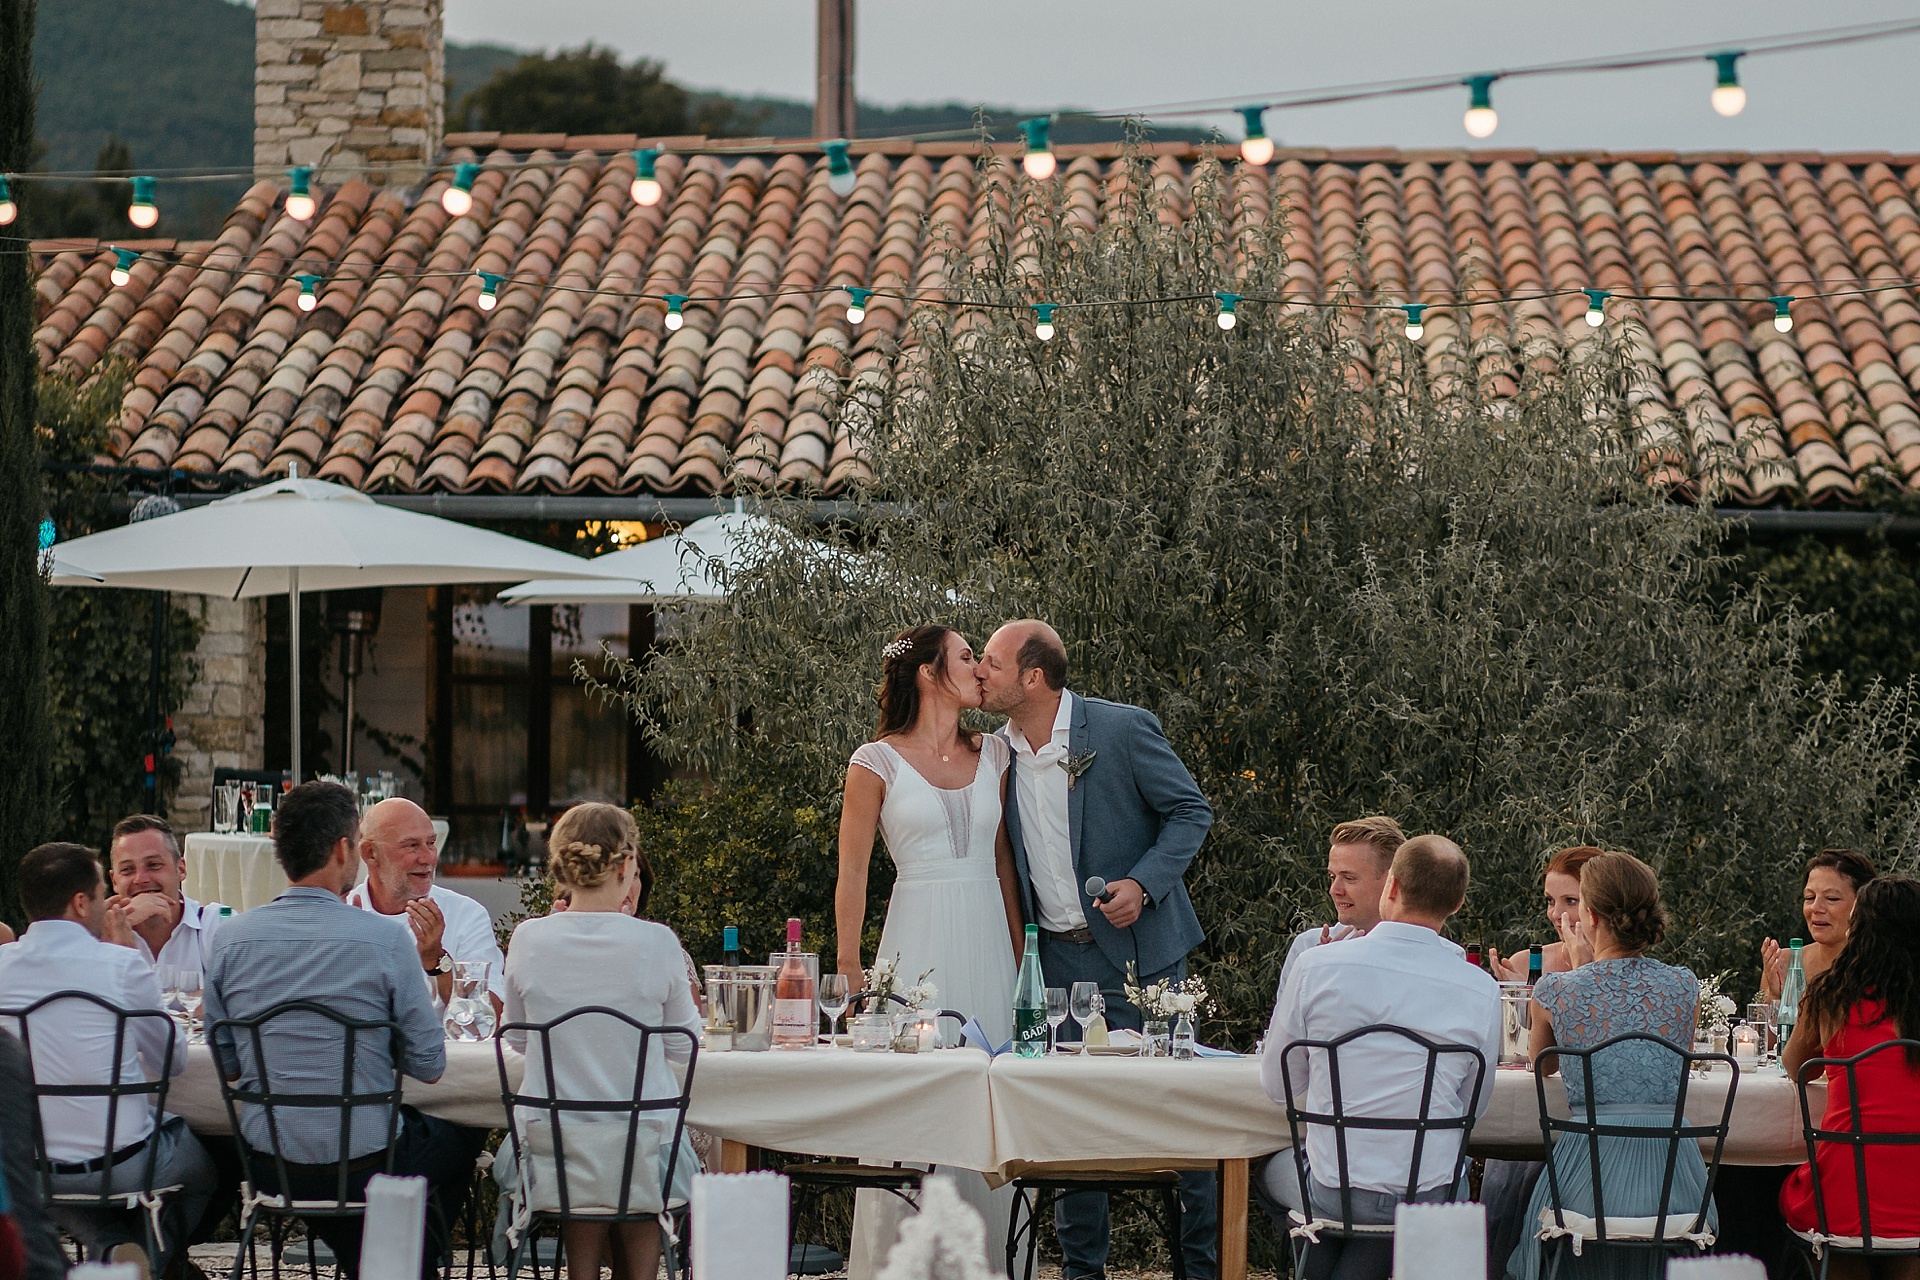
979, 619, 1068, 716
359, 797, 438, 910
1380, 834, 1470, 929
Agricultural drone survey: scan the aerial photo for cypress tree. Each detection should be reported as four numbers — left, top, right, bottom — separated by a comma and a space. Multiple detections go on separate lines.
0, 0, 50, 921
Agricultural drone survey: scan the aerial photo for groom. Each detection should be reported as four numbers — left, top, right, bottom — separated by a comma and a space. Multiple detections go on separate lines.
978, 620, 1218, 1280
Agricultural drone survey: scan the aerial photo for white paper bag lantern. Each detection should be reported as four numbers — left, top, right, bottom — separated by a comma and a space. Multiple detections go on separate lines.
1393, 1201, 1486, 1280
693, 1171, 789, 1280
1669, 1256, 1768, 1280
360, 1173, 429, 1280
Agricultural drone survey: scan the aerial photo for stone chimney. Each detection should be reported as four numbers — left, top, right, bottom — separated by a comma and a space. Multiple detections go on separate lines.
254, 0, 445, 186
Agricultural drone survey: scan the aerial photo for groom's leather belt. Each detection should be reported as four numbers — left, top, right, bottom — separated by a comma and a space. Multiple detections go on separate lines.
1042, 925, 1096, 945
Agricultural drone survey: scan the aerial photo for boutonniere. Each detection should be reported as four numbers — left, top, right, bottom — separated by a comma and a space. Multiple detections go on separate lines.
1063, 750, 1097, 789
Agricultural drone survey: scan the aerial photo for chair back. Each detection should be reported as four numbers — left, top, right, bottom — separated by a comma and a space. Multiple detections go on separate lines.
1278, 1023, 1488, 1232
209, 1001, 405, 1213
1, 990, 177, 1210
495, 1006, 698, 1223
1534, 1032, 1735, 1244
1794, 1037, 1920, 1249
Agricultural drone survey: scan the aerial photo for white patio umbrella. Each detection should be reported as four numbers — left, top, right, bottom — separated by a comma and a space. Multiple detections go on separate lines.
51, 472, 624, 781
498, 510, 776, 606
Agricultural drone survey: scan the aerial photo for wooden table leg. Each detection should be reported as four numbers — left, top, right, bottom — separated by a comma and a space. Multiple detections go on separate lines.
1218, 1157, 1249, 1280
719, 1138, 751, 1173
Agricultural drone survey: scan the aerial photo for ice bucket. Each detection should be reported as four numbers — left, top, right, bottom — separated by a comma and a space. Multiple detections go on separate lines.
705, 964, 778, 1052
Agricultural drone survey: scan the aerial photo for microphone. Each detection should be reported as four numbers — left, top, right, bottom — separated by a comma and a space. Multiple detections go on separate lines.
1085, 876, 1115, 905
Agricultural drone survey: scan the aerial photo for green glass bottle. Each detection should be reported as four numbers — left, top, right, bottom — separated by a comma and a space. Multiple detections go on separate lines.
1013, 924, 1048, 1057
1778, 938, 1807, 1052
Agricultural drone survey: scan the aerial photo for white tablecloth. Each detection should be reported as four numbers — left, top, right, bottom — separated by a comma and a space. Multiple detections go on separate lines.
184, 822, 454, 912
167, 1043, 1815, 1172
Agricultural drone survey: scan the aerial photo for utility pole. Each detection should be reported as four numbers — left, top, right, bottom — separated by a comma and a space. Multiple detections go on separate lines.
814, 0, 856, 139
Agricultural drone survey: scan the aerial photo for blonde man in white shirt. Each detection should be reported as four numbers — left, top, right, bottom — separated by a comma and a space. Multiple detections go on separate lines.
345, 798, 505, 1012
108, 813, 226, 976
1275, 816, 1406, 1000
1260, 835, 1501, 1280
0, 842, 218, 1279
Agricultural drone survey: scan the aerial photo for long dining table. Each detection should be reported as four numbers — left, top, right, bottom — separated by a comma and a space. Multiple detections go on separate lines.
167, 1043, 1815, 1280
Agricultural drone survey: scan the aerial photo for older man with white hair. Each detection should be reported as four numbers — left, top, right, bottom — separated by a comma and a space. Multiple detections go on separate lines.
345, 798, 504, 1010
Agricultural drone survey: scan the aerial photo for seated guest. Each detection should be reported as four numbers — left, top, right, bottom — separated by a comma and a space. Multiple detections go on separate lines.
502, 803, 701, 1280
1488, 846, 1604, 982
204, 782, 487, 1280
345, 798, 504, 1012
0, 1027, 65, 1280
1260, 835, 1501, 1280
1277, 816, 1405, 996
1761, 849, 1877, 1001
0, 843, 217, 1278
108, 814, 226, 974
1506, 851, 1706, 1280
1780, 875, 1920, 1268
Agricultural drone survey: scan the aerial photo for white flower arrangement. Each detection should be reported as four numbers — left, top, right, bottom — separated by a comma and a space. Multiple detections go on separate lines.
875, 1174, 994, 1280
1696, 970, 1738, 1037
865, 954, 939, 1010
1123, 962, 1212, 1021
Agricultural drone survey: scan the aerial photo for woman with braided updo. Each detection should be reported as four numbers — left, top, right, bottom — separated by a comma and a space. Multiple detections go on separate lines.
502, 802, 700, 1280
1505, 851, 1710, 1280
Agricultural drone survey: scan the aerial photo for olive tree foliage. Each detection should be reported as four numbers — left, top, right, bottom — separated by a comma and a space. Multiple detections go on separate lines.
599, 148, 1920, 1045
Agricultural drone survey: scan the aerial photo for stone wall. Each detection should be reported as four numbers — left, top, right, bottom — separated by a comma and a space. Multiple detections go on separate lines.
169, 597, 268, 835
254, 0, 445, 186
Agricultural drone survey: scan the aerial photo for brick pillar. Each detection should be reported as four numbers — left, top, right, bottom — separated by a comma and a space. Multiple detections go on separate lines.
169, 597, 269, 835
254, 0, 445, 186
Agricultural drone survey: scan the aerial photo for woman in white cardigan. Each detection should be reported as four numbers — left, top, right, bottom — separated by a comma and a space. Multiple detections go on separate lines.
504, 803, 701, 1280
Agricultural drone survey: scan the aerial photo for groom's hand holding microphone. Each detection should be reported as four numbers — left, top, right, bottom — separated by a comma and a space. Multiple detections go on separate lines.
1085, 875, 1146, 928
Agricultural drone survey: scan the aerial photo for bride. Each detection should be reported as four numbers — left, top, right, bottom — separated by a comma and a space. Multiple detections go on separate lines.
836, 624, 1024, 1274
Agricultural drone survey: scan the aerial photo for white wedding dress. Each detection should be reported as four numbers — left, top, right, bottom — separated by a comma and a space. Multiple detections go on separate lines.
845, 735, 1017, 1277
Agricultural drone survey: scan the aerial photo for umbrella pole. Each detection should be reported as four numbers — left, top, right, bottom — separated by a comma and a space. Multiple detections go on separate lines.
289, 566, 301, 785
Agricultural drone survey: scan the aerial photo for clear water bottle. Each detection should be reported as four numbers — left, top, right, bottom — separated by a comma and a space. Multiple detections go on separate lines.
445, 961, 495, 1041
1171, 1011, 1196, 1060
1777, 938, 1806, 1066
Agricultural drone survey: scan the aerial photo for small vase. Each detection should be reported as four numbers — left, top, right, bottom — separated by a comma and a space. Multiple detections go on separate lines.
1143, 1018, 1171, 1057
849, 1011, 893, 1052
1171, 1013, 1196, 1060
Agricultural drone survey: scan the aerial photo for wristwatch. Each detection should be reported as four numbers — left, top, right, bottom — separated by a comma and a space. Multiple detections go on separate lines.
425, 952, 452, 976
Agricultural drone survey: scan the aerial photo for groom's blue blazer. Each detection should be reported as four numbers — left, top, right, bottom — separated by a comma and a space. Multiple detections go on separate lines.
1000, 692, 1213, 977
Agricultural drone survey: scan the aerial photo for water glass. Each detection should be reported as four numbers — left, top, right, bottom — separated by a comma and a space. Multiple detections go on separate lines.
1069, 981, 1098, 1044
176, 968, 204, 1044
817, 973, 851, 1042
213, 783, 240, 833
1747, 1001, 1777, 1064
444, 961, 496, 1041
1045, 988, 1068, 1054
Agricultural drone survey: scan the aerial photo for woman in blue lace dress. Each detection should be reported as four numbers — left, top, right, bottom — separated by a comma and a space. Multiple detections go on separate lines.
1504, 851, 1706, 1280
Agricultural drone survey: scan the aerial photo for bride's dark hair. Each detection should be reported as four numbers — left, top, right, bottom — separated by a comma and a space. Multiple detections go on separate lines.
876, 625, 955, 736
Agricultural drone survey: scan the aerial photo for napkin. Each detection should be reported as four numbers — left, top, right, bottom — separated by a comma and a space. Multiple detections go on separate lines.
692, 1171, 789, 1280
1669, 1256, 1767, 1280
961, 1016, 1011, 1055
359, 1174, 428, 1280
1393, 1201, 1485, 1280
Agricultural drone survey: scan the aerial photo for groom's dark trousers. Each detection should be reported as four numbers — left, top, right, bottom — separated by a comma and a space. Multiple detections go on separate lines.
1039, 931, 1218, 1280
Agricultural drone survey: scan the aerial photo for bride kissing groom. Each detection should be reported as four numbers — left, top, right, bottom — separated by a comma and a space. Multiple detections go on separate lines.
836, 619, 1219, 1280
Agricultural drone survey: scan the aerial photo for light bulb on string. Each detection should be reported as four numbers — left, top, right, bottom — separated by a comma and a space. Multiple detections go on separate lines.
846, 287, 873, 325
1583, 288, 1610, 328
1709, 51, 1746, 118
294, 274, 321, 312
0, 175, 15, 227
1215, 291, 1241, 331
109, 248, 140, 287
630, 148, 663, 206
476, 270, 504, 312
1770, 295, 1794, 333
1462, 75, 1499, 139
1238, 107, 1274, 167
1019, 118, 1056, 181
285, 166, 316, 221
824, 140, 857, 196
1032, 303, 1056, 341
1403, 303, 1427, 342
441, 163, 479, 217
664, 294, 688, 332
127, 176, 159, 229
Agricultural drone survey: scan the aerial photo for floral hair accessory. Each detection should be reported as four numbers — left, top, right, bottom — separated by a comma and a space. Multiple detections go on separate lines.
882, 637, 916, 660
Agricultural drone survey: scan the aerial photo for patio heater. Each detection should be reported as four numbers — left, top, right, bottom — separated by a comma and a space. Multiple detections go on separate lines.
326, 587, 383, 774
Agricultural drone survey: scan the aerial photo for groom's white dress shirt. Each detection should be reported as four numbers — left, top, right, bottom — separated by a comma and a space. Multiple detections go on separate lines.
1007, 689, 1085, 932
1260, 920, 1500, 1198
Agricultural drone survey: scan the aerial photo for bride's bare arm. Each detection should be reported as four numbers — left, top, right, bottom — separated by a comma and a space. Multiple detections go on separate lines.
995, 771, 1025, 961
837, 764, 886, 989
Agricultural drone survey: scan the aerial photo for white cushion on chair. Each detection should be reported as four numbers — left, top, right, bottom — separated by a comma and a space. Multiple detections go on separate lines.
1791, 1229, 1920, 1252
1535, 1208, 1714, 1256
1288, 1210, 1397, 1242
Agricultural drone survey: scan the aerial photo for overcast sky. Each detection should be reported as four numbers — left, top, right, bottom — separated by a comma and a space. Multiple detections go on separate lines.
443, 0, 1920, 152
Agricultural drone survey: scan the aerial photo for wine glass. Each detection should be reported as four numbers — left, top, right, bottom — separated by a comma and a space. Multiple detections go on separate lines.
1045, 987, 1068, 1055
177, 968, 204, 1044
1069, 981, 1098, 1048
818, 973, 852, 1044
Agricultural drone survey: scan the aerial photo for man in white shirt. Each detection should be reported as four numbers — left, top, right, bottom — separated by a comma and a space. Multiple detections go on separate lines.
0, 842, 217, 1277
1259, 835, 1501, 1280
108, 813, 226, 977
345, 797, 505, 1011
1275, 816, 1405, 999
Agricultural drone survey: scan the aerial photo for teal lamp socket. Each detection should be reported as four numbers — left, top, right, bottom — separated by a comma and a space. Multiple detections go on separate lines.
824, 140, 856, 195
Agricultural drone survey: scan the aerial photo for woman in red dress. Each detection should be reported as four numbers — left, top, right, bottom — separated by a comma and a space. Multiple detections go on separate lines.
1780, 874, 1920, 1280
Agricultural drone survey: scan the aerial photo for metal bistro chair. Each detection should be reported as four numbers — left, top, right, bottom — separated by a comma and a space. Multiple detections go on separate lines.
4, 991, 184, 1268
1530, 1033, 1736, 1280
494, 1007, 698, 1280
210, 1002, 410, 1280
1277, 1024, 1488, 1280
1790, 1038, 1920, 1280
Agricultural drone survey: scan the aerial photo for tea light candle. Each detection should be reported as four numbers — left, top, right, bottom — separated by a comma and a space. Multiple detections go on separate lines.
1732, 1023, 1760, 1065
915, 1012, 940, 1052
